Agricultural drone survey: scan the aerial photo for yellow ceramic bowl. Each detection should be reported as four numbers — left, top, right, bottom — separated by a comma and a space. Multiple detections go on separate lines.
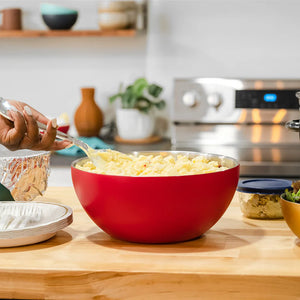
280, 196, 300, 238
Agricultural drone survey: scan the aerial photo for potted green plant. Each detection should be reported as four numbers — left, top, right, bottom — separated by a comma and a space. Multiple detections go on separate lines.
109, 78, 166, 140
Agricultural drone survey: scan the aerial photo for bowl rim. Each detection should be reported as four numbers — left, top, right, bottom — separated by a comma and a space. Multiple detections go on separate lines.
280, 193, 300, 205
40, 3, 78, 15
71, 150, 240, 178
41, 12, 78, 16
0, 149, 50, 159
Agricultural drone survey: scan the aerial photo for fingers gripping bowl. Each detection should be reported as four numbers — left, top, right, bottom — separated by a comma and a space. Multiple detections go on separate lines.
71, 151, 240, 243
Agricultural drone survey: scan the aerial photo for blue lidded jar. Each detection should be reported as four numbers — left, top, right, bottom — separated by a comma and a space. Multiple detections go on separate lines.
236, 178, 292, 219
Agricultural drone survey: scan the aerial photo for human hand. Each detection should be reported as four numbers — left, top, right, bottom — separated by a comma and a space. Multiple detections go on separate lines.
0, 100, 72, 151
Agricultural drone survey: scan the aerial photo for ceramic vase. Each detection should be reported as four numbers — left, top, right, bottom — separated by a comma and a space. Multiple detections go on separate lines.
74, 87, 103, 137
116, 108, 154, 140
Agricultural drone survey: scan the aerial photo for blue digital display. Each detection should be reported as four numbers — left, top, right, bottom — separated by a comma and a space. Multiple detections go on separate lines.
264, 93, 277, 102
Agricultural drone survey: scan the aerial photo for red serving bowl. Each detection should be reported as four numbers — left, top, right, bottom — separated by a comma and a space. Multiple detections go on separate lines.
71, 151, 240, 244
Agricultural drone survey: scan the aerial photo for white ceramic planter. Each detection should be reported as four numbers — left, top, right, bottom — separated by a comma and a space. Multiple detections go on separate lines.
116, 108, 155, 140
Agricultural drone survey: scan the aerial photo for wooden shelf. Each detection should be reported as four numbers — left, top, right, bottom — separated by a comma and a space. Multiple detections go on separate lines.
0, 29, 136, 38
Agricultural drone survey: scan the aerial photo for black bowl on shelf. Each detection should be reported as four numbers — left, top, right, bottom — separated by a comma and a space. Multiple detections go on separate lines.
42, 13, 78, 30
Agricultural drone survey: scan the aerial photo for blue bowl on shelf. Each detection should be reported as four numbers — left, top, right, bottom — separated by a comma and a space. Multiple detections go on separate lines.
41, 3, 78, 30
42, 13, 78, 30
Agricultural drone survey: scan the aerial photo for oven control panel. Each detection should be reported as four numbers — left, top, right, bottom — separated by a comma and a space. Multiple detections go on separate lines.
173, 78, 300, 123
236, 90, 298, 109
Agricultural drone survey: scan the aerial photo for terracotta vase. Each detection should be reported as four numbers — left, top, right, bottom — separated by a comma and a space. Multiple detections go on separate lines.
74, 87, 103, 137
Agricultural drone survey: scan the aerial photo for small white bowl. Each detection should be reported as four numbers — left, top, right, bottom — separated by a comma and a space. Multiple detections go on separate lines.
98, 1, 128, 12
98, 11, 129, 30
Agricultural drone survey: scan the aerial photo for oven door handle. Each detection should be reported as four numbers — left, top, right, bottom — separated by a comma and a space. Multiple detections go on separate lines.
285, 119, 300, 132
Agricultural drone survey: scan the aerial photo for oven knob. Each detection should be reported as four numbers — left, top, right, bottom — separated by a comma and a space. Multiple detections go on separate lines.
207, 93, 222, 110
182, 91, 200, 107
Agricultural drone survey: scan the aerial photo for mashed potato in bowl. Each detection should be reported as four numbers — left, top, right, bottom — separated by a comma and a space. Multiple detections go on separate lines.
75, 150, 230, 176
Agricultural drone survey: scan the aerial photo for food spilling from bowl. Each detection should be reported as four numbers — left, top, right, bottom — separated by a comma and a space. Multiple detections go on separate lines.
71, 150, 240, 244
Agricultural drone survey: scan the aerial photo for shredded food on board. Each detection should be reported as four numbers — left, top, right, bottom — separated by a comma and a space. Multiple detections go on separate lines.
76, 150, 228, 176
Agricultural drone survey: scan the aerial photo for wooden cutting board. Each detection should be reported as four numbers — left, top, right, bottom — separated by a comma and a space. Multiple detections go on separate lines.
0, 187, 299, 299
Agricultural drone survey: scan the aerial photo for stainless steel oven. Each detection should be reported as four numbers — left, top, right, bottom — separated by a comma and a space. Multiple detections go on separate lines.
171, 78, 300, 177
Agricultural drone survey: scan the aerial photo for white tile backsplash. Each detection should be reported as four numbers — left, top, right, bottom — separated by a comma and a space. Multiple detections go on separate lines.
0, 0, 300, 138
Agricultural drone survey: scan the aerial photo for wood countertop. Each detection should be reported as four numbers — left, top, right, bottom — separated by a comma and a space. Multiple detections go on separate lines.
1, 187, 300, 299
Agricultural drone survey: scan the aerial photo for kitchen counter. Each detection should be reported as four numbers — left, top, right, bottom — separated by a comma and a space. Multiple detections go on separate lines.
1, 186, 300, 299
